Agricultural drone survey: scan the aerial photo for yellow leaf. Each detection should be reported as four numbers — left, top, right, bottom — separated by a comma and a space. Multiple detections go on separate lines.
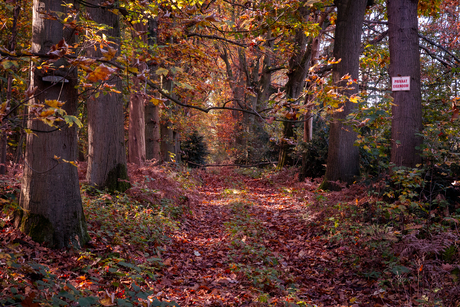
349, 95, 361, 103
40, 109, 55, 117
150, 97, 162, 106
100, 296, 115, 307
128, 67, 139, 74
155, 67, 169, 76
45, 99, 65, 108
62, 159, 77, 167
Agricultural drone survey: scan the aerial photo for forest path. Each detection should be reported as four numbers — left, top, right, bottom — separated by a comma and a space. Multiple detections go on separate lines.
157, 169, 378, 306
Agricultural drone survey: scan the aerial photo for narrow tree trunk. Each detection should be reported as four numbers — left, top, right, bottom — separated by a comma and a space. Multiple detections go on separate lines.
16, 0, 89, 248
128, 22, 149, 166
277, 6, 312, 169
1, 2, 21, 175
145, 103, 161, 161
145, 17, 161, 161
388, 0, 422, 167
173, 131, 181, 162
86, 1, 129, 192
322, 0, 367, 189
128, 91, 146, 165
160, 121, 175, 162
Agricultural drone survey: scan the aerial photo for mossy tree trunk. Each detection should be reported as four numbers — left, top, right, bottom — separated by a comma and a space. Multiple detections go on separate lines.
85, 0, 129, 192
16, 0, 89, 248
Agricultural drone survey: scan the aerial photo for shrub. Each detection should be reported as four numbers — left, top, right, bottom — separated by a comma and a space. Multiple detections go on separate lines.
181, 130, 209, 168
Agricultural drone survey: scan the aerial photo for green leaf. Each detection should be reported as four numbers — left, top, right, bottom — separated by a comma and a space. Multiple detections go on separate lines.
116, 298, 133, 307
63, 115, 83, 128
118, 261, 141, 272
390, 265, 411, 275
51, 297, 69, 306
77, 297, 98, 307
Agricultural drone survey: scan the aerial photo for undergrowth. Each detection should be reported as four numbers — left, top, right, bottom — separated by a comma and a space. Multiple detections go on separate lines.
306, 166, 460, 306
0, 165, 193, 306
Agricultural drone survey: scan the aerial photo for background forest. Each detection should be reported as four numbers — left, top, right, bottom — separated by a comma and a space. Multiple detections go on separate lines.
1, 0, 460, 306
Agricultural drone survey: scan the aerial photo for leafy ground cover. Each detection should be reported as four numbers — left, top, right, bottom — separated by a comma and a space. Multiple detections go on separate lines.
1, 164, 459, 306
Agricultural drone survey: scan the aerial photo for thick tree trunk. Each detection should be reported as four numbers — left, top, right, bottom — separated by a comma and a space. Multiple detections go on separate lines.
16, 0, 89, 248
388, 0, 423, 167
86, 1, 129, 192
322, 0, 366, 188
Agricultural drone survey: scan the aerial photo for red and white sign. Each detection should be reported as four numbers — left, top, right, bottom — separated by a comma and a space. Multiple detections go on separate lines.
392, 76, 410, 91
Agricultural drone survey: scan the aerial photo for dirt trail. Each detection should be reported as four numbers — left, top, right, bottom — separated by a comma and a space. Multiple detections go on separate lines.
156, 170, 378, 306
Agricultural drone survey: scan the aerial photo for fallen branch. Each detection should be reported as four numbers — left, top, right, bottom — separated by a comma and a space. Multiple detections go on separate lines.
185, 161, 276, 168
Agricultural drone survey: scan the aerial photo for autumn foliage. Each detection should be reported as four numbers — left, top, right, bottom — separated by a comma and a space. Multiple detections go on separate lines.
1, 0, 460, 305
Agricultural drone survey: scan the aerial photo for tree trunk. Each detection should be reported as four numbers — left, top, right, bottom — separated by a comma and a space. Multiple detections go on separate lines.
128, 91, 146, 165
16, 0, 89, 248
160, 121, 175, 162
145, 17, 161, 161
322, 0, 366, 189
128, 19, 148, 166
277, 6, 312, 169
388, 0, 423, 167
1, 2, 21, 175
86, 1, 129, 192
145, 103, 161, 161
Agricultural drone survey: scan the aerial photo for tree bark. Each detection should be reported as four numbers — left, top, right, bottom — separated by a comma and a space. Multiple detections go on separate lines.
1, 2, 21, 175
16, 0, 89, 248
322, 0, 367, 188
128, 23, 147, 165
387, 0, 422, 167
128, 90, 146, 165
145, 103, 161, 161
277, 5, 312, 169
145, 17, 161, 161
86, 1, 129, 192
160, 121, 175, 162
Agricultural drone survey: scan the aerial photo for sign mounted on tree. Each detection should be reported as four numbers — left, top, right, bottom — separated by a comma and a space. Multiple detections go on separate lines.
392, 76, 410, 91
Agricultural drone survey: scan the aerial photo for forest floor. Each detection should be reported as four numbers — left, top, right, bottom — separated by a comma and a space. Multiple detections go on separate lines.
1, 164, 459, 306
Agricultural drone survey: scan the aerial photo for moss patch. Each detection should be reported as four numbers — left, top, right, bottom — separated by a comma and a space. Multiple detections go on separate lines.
105, 163, 131, 193
19, 213, 54, 245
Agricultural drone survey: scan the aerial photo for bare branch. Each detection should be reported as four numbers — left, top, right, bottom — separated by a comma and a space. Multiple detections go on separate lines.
187, 33, 248, 47
419, 33, 460, 65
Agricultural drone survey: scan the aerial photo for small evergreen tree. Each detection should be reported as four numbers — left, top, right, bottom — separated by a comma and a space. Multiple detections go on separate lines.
181, 131, 209, 168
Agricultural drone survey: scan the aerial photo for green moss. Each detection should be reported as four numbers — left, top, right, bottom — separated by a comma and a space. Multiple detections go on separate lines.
76, 211, 91, 247
15, 209, 90, 249
105, 163, 131, 193
19, 213, 54, 244
318, 180, 342, 191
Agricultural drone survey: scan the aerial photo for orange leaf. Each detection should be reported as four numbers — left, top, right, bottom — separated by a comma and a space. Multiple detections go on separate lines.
86, 64, 118, 82
39, 109, 55, 117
